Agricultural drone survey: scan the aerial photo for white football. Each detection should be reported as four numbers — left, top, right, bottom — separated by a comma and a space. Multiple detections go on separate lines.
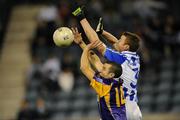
53, 27, 74, 47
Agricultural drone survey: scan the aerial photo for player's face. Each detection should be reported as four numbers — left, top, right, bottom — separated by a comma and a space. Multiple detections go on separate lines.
113, 35, 129, 52
99, 63, 114, 79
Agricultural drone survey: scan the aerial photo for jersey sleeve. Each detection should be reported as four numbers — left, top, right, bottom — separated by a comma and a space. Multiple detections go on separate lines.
104, 48, 126, 64
90, 75, 111, 97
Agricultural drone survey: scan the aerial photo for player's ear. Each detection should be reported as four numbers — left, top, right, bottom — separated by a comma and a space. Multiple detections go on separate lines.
124, 44, 129, 51
109, 73, 115, 78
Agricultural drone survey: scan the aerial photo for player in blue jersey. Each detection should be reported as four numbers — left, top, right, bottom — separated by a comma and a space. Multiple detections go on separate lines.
72, 27, 127, 120
71, 3, 142, 120
96, 18, 142, 120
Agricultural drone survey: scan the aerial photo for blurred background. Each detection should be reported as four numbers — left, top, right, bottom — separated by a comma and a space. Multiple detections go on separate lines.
0, 0, 180, 120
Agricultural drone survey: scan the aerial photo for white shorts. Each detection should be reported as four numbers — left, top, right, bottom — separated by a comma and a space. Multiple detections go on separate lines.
125, 100, 142, 120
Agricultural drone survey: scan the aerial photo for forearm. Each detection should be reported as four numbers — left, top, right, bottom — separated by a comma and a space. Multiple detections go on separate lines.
80, 19, 99, 43
102, 30, 119, 44
80, 46, 96, 82
78, 41, 86, 50
80, 48, 91, 70
78, 40, 103, 72
80, 19, 106, 55
88, 51, 103, 72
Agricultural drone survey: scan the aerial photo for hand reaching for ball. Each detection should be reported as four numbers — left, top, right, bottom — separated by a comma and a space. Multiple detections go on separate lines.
71, 27, 83, 44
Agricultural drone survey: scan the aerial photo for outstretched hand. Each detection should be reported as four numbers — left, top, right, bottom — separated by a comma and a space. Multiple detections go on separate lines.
71, 27, 83, 44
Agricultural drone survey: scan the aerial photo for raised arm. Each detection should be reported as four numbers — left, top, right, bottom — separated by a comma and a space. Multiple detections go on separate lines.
79, 19, 107, 55
71, 6, 107, 55
102, 30, 119, 44
80, 42, 101, 82
72, 27, 103, 72
88, 50, 103, 72
80, 43, 111, 97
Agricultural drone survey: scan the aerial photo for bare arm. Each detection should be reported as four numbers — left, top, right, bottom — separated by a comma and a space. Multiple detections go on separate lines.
80, 19, 107, 55
80, 43, 110, 97
88, 50, 103, 72
71, 5, 107, 55
80, 44, 95, 82
72, 27, 103, 72
102, 30, 119, 44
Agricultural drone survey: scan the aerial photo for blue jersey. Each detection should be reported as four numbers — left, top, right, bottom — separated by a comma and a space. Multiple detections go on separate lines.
104, 48, 140, 102
91, 73, 127, 120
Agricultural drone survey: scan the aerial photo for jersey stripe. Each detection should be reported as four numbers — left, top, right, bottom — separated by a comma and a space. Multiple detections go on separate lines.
104, 92, 111, 110
115, 88, 120, 107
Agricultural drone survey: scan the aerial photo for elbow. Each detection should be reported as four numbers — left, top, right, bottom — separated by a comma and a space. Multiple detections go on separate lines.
97, 45, 106, 55
80, 67, 87, 75
80, 66, 85, 71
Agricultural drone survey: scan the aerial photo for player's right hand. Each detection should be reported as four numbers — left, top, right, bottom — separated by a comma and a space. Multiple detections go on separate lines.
71, 27, 83, 44
96, 17, 103, 34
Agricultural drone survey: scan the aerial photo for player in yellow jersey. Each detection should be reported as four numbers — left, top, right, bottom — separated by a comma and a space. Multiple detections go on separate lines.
72, 28, 127, 120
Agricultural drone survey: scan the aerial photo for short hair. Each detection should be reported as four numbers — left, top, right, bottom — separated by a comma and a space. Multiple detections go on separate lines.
122, 32, 141, 52
106, 61, 122, 78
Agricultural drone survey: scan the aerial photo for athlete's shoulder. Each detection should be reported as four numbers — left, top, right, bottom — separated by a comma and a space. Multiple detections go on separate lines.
121, 51, 139, 59
93, 72, 112, 85
121, 51, 137, 56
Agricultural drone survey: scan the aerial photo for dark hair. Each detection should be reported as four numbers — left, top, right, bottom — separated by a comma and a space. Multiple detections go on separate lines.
107, 61, 122, 78
122, 32, 141, 52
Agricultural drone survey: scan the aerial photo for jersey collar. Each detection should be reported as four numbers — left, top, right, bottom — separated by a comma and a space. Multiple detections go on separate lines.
121, 51, 137, 55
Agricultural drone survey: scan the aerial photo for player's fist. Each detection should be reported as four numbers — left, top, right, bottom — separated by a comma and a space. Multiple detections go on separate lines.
96, 17, 103, 34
